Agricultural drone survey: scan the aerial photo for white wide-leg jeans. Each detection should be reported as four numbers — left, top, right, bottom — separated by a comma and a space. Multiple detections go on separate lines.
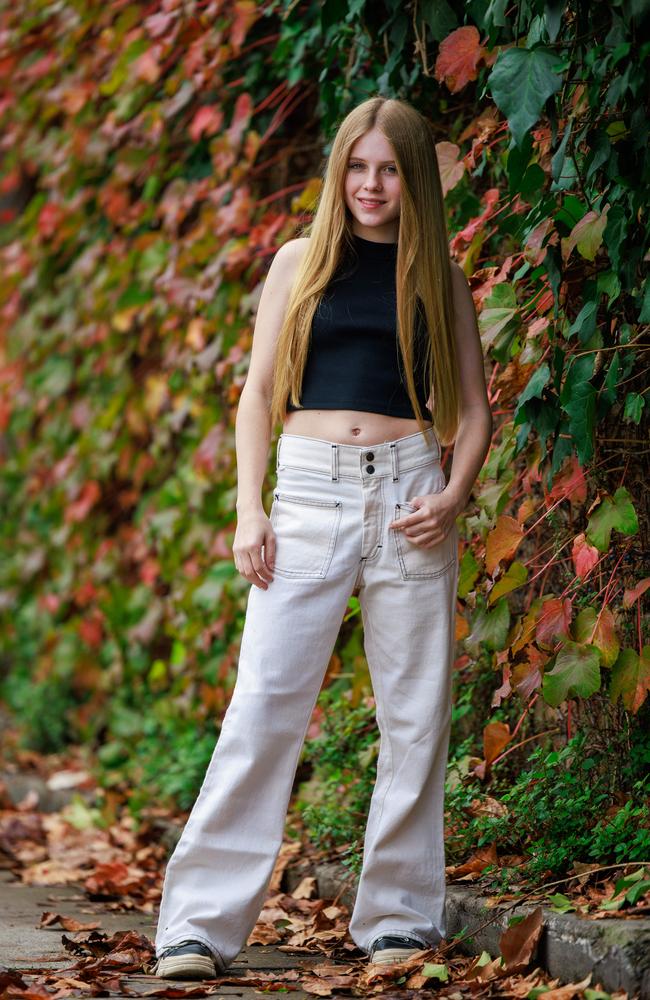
155, 427, 460, 970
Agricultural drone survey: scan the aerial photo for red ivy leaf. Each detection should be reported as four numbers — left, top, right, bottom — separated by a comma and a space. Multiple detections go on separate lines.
435, 26, 486, 94
623, 578, 650, 608
547, 455, 587, 505
536, 597, 573, 646
572, 532, 600, 578
190, 105, 224, 142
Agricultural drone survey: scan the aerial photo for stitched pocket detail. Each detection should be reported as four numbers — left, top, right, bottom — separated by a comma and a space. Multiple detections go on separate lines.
393, 502, 457, 580
270, 491, 343, 579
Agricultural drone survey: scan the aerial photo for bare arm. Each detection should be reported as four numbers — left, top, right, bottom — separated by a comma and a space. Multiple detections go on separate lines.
233, 237, 309, 588
387, 261, 493, 546
235, 238, 308, 513
444, 261, 493, 514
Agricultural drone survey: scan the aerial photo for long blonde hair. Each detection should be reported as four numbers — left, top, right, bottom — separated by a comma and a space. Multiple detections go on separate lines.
269, 95, 461, 446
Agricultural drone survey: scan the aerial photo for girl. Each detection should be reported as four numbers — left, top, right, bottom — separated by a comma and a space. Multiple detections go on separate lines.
154, 95, 492, 980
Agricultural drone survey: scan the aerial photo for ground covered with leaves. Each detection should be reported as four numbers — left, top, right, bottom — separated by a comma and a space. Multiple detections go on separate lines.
0, 731, 644, 999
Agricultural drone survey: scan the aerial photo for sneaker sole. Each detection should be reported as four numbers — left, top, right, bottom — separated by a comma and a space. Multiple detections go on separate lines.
155, 954, 217, 979
370, 946, 425, 965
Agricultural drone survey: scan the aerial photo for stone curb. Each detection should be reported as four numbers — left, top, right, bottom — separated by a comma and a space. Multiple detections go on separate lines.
0, 769, 98, 814
285, 859, 650, 999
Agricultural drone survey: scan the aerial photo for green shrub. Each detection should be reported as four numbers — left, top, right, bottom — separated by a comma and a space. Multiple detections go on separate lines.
96, 701, 220, 815
445, 726, 650, 886
295, 688, 379, 874
5, 677, 77, 754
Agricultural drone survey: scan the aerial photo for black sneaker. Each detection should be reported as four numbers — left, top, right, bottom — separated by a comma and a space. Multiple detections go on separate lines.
368, 934, 428, 965
154, 939, 218, 979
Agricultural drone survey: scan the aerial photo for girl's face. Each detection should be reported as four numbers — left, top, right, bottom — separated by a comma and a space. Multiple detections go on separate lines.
343, 127, 401, 242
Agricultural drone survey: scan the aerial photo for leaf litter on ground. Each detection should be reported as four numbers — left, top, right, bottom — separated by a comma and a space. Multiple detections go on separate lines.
0, 737, 635, 998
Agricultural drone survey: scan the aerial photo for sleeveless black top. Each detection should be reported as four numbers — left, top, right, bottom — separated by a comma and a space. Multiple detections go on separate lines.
286, 233, 432, 419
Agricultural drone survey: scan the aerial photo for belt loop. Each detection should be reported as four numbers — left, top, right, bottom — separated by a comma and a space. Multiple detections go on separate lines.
390, 441, 398, 481
331, 443, 339, 481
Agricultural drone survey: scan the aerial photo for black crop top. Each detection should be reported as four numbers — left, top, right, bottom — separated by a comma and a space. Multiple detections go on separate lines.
286, 233, 432, 419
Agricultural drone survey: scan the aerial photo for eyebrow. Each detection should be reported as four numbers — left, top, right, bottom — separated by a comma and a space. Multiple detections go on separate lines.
348, 157, 396, 164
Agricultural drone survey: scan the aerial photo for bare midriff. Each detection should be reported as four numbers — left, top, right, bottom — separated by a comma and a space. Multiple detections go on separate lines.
282, 408, 433, 446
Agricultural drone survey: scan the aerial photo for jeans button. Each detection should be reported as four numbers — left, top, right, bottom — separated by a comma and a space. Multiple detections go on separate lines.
365, 451, 374, 461
366, 464, 375, 474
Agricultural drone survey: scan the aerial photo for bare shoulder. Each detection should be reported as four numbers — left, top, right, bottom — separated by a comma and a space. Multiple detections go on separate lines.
449, 259, 476, 313
241, 238, 311, 401
262, 237, 310, 303
273, 236, 311, 267
449, 258, 469, 289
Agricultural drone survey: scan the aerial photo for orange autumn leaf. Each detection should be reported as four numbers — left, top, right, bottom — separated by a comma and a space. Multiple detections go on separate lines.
495, 358, 538, 405
485, 515, 524, 575
449, 842, 498, 877
455, 611, 469, 641
484, 720, 511, 764
517, 496, 537, 524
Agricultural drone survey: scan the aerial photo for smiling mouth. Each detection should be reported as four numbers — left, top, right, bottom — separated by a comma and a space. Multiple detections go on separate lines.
359, 199, 385, 205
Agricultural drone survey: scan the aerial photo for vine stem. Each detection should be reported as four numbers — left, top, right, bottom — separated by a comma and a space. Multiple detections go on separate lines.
525, 535, 574, 588
491, 718, 560, 769
589, 549, 629, 645
437, 861, 650, 956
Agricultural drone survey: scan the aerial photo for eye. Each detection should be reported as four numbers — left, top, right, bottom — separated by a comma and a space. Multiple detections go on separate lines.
347, 162, 397, 173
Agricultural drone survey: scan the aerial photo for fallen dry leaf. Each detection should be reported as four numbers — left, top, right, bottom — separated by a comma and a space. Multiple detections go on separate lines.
499, 905, 543, 971
38, 910, 101, 931
292, 874, 317, 899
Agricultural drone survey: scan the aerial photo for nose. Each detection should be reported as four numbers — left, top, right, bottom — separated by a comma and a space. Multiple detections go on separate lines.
362, 173, 382, 191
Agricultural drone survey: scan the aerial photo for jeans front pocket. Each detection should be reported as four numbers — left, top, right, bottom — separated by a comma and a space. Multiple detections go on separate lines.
270, 491, 343, 579
393, 503, 457, 581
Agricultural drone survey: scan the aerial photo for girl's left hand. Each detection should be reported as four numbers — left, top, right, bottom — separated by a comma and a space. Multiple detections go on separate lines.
388, 490, 461, 548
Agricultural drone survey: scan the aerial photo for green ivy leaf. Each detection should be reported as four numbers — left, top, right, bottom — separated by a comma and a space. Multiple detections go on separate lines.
488, 561, 528, 603
488, 46, 563, 147
542, 639, 602, 708
625, 876, 650, 905
421, 962, 449, 981
560, 354, 596, 464
610, 646, 650, 713
464, 598, 511, 655
478, 283, 519, 350
458, 546, 480, 599
573, 607, 620, 668
548, 892, 576, 912
514, 363, 551, 425
623, 392, 645, 424
586, 487, 639, 551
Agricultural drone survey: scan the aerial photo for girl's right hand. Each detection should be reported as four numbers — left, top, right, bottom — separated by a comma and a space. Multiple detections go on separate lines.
232, 509, 276, 589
